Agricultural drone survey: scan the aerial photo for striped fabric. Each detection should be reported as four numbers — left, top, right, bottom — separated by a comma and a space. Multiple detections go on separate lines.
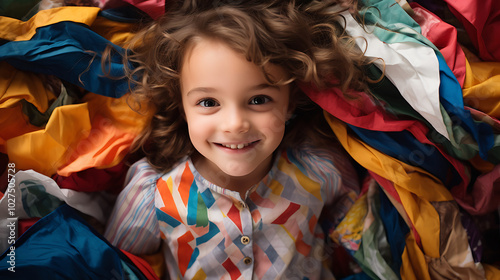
105, 143, 359, 279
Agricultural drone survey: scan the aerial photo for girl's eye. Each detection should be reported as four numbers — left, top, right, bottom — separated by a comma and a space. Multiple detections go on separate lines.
249, 95, 271, 105
197, 98, 219, 107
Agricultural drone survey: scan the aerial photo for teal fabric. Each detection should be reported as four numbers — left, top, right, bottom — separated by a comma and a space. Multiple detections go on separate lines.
359, 0, 495, 160
360, 0, 436, 50
0, 204, 149, 279
353, 187, 399, 280
0, 21, 131, 98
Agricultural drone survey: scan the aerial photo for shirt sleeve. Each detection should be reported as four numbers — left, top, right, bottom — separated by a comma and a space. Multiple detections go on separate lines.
290, 142, 360, 226
104, 158, 161, 255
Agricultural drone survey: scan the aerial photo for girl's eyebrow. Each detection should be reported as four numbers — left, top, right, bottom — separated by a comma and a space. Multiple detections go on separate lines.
186, 84, 280, 96
186, 87, 216, 96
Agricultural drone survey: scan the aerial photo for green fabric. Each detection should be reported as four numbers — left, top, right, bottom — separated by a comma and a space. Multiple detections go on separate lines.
364, 64, 479, 161
0, 0, 41, 20
359, 1, 493, 162
353, 187, 399, 280
21, 82, 80, 127
365, 64, 427, 122
20, 180, 64, 218
360, 0, 437, 51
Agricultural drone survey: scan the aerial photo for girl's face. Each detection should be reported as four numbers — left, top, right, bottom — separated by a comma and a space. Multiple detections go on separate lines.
181, 39, 291, 186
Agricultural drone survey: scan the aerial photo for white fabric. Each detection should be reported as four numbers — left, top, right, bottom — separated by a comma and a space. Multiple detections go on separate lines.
0, 170, 115, 253
341, 11, 450, 140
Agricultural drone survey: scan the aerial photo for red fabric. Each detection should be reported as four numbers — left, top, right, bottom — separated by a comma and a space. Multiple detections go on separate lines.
329, 242, 362, 278
123, 0, 164, 20
443, 0, 500, 62
222, 258, 242, 280
120, 250, 160, 280
19, 218, 41, 236
300, 84, 416, 132
303, 82, 478, 213
462, 164, 500, 215
52, 160, 128, 194
456, 107, 500, 215
101, 0, 164, 20
271, 202, 300, 224
410, 3, 467, 86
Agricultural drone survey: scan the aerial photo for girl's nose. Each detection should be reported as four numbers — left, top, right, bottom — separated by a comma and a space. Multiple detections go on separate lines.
221, 107, 250, 134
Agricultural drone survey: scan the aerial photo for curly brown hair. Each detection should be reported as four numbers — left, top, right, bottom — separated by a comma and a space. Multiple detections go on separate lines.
121, 0, 369, 173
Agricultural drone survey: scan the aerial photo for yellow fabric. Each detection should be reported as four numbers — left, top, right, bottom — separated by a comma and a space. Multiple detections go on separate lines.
325, 112, 454, 259
90, 16, 136, 46
484, 264, 500, 280
400, 233, 431, 280
5, 102, 92, 175
5, 93, 151, 176
463, 59, 500, 118
0, 62, 56, 112
331, 193, 367, 250
0, 6, 143, 176
0, 6, 136, 46
0, 105, 40, 149
325, 113, 487, 278
140, 250, 166, 280
0, 7, 100, 42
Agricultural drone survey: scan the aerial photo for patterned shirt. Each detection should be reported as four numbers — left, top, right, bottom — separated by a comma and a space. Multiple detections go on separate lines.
105, 144, 359, 279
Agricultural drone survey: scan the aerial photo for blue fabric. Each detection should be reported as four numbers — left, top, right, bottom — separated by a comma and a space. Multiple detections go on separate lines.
0, 21, 131, 98
436, 54, 494, 160
359, 0, 494, 160
0, 204, 148, 279
378, 187, 409, 279
347, 124, 462, 188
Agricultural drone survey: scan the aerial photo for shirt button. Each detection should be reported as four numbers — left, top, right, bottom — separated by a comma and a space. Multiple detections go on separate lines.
243, 257, 252, 265
239, 201, 246, 208
241, 235, 250, 245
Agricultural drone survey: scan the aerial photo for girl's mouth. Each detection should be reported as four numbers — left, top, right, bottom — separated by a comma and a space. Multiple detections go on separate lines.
215, 140, 260, 150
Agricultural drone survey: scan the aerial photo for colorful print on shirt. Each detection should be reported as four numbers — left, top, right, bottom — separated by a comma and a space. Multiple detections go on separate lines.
105, 144, 359, 279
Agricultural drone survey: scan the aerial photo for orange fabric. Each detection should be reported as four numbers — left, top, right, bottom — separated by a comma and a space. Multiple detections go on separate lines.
5, 93, 150, 176
0, 7, 100, 42
484, 264, 500, 280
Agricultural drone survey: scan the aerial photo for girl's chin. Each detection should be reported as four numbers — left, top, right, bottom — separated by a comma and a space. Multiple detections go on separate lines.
219, 164, 254, 178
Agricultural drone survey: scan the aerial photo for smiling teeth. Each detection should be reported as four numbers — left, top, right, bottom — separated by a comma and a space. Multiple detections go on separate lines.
223, 143, 250, 149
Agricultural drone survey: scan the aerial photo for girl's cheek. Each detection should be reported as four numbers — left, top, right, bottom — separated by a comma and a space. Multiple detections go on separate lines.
263, 110, 287, 134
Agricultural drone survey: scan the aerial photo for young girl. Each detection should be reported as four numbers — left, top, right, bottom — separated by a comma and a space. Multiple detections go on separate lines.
105, 0, 367, 278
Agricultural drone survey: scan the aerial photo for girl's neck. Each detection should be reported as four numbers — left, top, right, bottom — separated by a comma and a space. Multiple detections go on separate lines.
191, 152, 275, 200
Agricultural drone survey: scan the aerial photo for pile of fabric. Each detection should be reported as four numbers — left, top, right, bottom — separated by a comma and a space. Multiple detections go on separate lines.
0, 0, 499, 279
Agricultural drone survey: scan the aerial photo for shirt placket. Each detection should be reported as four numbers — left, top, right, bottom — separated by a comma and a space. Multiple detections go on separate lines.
235, 197, 254, 280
